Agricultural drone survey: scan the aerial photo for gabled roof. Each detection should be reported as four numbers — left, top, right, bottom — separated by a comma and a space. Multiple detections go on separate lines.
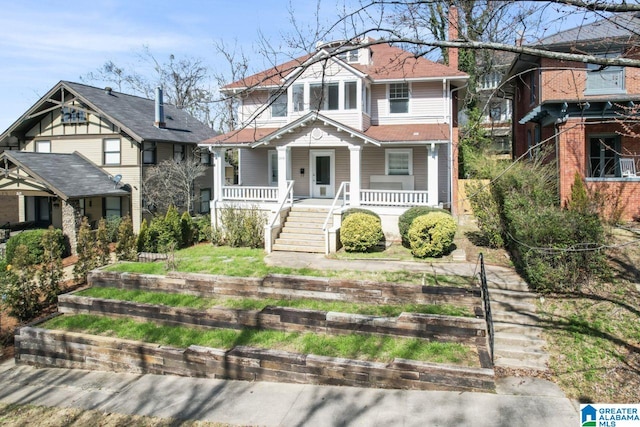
534, 12, 640, 50
224, 42, 467, 90
1, 81, 216, 145
0, 151, 130, 200
200, 113, 450, 148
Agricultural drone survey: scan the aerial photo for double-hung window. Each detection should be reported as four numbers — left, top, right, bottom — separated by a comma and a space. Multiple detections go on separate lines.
200, 189, 211, 213
143, 142, 156, 164
310, 83, 339, 111
345, 81, 357, 110
588, 135, 620, 178
389, 83, 409, 114
292, 84, 305, 112
200, 149, 211, 165
104, 197, 122, 218
386, 149, 412, 175
174, 144, 185, 162
268, 150, 278, 186
270, 90, 288, 117
103, 138, 121, 165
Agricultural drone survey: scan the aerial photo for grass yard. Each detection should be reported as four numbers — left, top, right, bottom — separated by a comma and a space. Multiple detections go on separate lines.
42, 314, 479, 367
103, 244, 473, 287
75, 287, 474, 318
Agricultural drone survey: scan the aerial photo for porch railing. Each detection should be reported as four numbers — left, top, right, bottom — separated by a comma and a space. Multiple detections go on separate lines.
360, 189, 429, 206
222, 186, 279, 202
323, 181, 350, 254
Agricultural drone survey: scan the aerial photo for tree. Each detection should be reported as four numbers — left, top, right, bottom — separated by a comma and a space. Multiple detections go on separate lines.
142, 148, 207, 216
83, 47, 215, 125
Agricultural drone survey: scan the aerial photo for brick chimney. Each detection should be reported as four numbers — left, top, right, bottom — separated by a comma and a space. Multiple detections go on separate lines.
448, 6, 459, 70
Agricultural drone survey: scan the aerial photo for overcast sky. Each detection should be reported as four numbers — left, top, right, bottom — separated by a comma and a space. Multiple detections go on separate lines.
0, 0, 595, 132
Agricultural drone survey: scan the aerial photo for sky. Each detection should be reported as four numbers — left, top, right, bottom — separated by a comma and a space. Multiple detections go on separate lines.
0, 0, 326, 131
0, 0, 596, 132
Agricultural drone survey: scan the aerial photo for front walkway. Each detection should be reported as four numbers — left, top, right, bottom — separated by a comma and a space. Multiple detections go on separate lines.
0, 359, 577, 426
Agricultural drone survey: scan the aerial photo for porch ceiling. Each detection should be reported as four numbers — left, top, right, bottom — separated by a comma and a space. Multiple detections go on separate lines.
519, 98, 640, 126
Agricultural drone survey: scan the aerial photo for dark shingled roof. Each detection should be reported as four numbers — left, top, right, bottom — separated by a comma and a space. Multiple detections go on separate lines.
533, 12, 640, 49
1, 151, 130, 200
63, 81, 216, 144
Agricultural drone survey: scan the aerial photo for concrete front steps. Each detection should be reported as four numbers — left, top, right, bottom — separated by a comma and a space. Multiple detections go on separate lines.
272, 206, 331, 253
485, 273, 550, 372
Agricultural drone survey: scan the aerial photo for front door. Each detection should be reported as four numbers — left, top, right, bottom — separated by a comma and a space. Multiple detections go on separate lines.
310, 150, 335, 198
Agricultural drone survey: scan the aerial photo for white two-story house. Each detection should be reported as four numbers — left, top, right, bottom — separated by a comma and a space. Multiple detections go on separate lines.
201, 39, 468, 253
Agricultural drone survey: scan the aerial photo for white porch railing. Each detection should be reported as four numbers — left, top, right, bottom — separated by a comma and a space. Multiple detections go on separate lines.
360, 189, 429, 206
222, 186, 279, 202
323, 181, 350, 254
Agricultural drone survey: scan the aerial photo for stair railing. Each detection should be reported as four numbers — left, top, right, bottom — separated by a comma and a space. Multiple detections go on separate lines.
322, 181, 350, 254
264, 180, 295, 253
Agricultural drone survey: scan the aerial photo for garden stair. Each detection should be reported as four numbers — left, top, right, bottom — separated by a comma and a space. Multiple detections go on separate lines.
485, 272, 550, 372
272, 206, 331, 253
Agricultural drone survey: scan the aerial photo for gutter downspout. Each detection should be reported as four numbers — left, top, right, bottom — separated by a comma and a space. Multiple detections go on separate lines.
449, 82, 468, 217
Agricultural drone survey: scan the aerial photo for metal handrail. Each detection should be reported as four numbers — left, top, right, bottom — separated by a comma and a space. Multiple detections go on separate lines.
479, 253, 494, 365
267, 180, 295, 229
322, 181, 350, 232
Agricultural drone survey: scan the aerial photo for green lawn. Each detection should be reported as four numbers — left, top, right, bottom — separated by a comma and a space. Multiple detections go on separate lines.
75, 287, 474, 317
103, 244, 472, 287
43, 314, 479, 366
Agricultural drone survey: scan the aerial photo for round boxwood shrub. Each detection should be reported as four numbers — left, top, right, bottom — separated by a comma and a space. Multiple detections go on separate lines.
398, 206, 449, 247
408, 212, 457, 258
340, 212, 384, 252
341, 207, 380, 221
5, 228, 65, 266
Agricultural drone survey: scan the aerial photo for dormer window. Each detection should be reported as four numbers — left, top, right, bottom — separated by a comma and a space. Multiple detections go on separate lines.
389, 82, 409, 114
310, 83, 339, 111
337, 49, 359, 63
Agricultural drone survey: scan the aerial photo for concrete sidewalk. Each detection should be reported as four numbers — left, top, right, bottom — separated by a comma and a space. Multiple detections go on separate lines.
0, 359, 578, 426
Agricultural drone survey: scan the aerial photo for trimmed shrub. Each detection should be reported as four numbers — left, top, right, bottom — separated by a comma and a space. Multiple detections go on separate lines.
340, 212, 384, 252
137, 219, 151, 252
149, 205, 183, 253
194, 215, 212, 243
38, 226, 64, 306
398, 206, 449, 247
219, 205, 266, 248
408, 212, 457, 258
74, 217, 97, 283
5, 228, 64, 266
180, 212, 195, 247
0, 251, 39, 321
105, 215, 123, 242
95, 218, 111, 266
116, 216, 138, 261
341, 208, 380, 221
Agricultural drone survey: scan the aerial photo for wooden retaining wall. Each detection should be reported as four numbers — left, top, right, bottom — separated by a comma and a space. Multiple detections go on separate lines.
88, 271, 481, 309
58, 294, 486, 344
15, 327, 495, 392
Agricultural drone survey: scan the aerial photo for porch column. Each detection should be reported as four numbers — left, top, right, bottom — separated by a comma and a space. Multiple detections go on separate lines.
277, 146, 290, 200
212, 147, 226, 202
61, 199, 82, 255
427, 143, 439, 206
349, 146, 361, 206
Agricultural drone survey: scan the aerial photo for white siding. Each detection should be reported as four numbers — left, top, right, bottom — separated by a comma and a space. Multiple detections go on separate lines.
371, 81, 449, 126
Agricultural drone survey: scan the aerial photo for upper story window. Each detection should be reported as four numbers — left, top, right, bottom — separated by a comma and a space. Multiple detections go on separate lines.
200, 148, 211, 165
389, 83, 409, 114
364, 85, 371, 115
174, 144, 185, 163
36, 140, 51, 153
292, 84, 305, 112
143, 142, 156, 164
310, 82, 339, 111
529, 71, 537, 105
270, 90, 288, 117
337, 49, 359, 63
103, 138, 121, 165
345, 81, 357, 110
385, 149, 413, 175
586, 54, 625, 95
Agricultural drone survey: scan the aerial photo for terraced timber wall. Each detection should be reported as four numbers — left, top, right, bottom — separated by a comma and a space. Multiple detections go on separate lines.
88, 271, 482, 309
57, 294, 487, 344
15, 327, 495, 392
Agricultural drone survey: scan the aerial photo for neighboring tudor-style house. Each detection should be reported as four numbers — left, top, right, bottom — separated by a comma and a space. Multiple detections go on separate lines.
0, 81, 216, 250
503, 12, 640, 220
200, 38, 468, 253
